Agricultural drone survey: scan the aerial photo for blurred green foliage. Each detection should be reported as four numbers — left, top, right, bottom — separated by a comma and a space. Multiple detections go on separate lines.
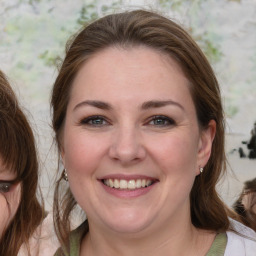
2, 0, 255, 119
159, 0, 223, 64
39, 0, 122, 67
77, 3, 99, 26
3, 0, 223, 68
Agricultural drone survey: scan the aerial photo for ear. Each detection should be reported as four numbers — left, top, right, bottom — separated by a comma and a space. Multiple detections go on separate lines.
196, 120, 216, 175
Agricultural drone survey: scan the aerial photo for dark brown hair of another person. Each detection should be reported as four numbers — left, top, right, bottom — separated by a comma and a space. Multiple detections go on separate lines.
0, 70, 44, 255
233, 178, 256, 232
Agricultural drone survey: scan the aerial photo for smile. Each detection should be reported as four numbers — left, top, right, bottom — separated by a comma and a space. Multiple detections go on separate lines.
103, 178, 154, 190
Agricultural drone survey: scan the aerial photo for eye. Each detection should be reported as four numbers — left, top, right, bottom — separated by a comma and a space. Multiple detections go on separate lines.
0, 182, 12, 193
147, 115, 175, 127
80, 115, 109, 127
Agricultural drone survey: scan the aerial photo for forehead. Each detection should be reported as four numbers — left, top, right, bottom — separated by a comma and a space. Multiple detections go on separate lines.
69, 46, 194, 108
0, 156, 16, 179
76, 46, 185, 81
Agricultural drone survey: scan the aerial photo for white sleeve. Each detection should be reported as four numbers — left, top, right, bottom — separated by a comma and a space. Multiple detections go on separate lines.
224, 219, 256, 256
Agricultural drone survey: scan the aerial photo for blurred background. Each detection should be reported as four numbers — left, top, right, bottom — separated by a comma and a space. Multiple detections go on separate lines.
0, 0, 255, 210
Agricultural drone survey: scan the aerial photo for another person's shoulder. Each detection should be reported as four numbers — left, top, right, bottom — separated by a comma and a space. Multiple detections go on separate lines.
18, 213, 59, 256
224, 219, 256, 256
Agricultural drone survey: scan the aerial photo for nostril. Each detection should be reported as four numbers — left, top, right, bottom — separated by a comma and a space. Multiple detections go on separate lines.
109, 143, 146, 164
108, 130, 146, 163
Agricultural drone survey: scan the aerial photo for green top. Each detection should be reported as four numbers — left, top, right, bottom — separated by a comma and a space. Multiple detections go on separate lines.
54, 222, 87, 256
206, 233, 227, 256
54, 223, 227, 256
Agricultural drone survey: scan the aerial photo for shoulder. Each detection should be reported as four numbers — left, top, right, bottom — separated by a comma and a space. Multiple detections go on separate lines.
18, 213, 59, 256
224, 219, 256, 256
54, 221, 88, 256
69, 221, 87, 253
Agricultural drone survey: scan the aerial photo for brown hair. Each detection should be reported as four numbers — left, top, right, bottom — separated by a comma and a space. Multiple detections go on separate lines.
0, 70, 44, 255
233, 178, 256, 232
51, 9, 233, 249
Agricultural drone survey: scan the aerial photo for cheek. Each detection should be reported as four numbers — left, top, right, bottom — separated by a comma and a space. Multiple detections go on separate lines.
148, 131, 199, 172
63, 130, 109, 180
0, 184, 21, 237
63, 134, 105, 213
6, 183, 21, 219
0, 195, 10, 236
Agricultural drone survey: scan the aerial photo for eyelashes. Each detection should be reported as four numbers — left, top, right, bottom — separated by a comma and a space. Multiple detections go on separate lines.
147, 115, 176, 127
80, 115, 110, 127
79, 115, 176, 128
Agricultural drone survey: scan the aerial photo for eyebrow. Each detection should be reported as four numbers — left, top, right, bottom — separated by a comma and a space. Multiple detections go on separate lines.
73, 100, 112, 111
141, 100, 184, 111
73, 99, 184, 111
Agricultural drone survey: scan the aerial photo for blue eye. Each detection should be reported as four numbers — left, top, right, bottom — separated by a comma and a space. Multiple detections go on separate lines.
0, 182, 12, 193
81, 115, 109, 126
148, 116, 175, 126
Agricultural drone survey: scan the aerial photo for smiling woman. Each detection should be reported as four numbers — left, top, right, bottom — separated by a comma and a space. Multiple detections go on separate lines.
51, 10, 256, 256
0, 71, 57, 255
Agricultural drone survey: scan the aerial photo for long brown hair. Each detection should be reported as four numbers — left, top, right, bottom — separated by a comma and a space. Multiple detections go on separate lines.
51, 9, 234, 249
0, 70, 44, 255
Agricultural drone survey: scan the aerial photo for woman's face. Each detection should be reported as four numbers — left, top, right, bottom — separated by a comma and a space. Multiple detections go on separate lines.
0, 157, 21, 237
61, 46, 215, 235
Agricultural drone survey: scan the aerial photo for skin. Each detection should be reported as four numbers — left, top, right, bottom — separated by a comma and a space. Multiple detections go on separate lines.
0, 157, 21, 238
61, 46, 216, 255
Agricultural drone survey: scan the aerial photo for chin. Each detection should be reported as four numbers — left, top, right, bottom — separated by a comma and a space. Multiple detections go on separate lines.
108, 221, 150, 235
100, 209, 153, 235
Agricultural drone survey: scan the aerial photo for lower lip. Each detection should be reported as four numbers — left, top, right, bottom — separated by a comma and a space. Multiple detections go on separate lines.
100, 182, 157, 198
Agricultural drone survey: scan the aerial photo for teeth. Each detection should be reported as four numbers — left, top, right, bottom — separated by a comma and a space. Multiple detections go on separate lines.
113, 179, 119, 188
104, 179, 110, 186
128, 180, 135, 189
136, 179, 142, 188
120, 180, 127, 189
109, 179, 114, 188
103, 178, 153, 190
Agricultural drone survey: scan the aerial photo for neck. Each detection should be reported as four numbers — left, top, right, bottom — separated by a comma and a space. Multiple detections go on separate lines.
80, 217, 216, 256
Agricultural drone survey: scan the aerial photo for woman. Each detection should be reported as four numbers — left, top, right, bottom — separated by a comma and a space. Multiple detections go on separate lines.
233, 178, 256, 232
52, 10, 256, 255
0, 71, 57, 255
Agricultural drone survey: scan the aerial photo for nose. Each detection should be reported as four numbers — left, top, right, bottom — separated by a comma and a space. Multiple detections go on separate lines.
108, 126, 146, 165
